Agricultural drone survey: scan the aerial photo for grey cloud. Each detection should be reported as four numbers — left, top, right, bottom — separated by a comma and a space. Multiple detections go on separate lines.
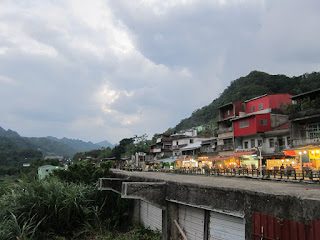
0, 1, 319, 143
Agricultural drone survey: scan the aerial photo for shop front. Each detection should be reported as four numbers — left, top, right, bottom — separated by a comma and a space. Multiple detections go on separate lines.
309, 149, 320, 169
197, 156, 214, 168
175, 158, 199, 169
234, 151, 258, 169
266, 157, 297, 170
283, 146, 320, 169
210, 156, 236, 169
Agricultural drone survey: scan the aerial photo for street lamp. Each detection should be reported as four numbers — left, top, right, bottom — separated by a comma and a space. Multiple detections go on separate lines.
257, 146, 262, 177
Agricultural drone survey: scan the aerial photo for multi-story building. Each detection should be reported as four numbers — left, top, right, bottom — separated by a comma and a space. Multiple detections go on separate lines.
171, 133, 208, 156
287, 88, 320, 169
149, 134, 172, 160
216, 94, 292, 168
199, 138, 218, 156
217, 102, 244, 156
233, 94, 292, 168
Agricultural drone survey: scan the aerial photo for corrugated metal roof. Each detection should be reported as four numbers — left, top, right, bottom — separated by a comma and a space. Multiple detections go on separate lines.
180, 142, 202, 151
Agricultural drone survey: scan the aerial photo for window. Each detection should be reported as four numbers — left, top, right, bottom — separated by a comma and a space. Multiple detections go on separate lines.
250, 106, 255, 112
190, 139, 194, 144
251, 139, 255, 148
287, 137, 291, 146
227, 110, 230, 115
269, 138, 274, 148
239, 121, 249, 128
223, 139, 233, 145
308, 123, 320, 138
176, 141, 179, 145
260, 119, 267, 125
258, 103, 263, 110
258, 139, 262, 147
244, 141, 248, 149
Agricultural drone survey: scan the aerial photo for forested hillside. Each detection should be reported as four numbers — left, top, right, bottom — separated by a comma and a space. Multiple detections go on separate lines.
47, 136, 105, 152
0, 127, 110, 166
174, 71, 320, 132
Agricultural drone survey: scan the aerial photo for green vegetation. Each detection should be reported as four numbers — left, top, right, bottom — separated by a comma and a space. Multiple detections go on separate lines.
0, 159, 161, 239
0, 177, 130, 239
0, 161, 160, 240
73, 134, 154, 161
286, 95, 320, 114
174, 71, 320, 132
0, 127, 112, 166
54, 161, 112, 185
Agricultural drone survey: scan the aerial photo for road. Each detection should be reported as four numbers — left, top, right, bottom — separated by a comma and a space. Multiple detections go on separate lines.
111, 169, 320, 200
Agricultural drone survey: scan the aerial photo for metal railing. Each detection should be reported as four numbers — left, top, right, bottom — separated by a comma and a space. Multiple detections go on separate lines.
172, 168, 320, 182
121, 167, 320, 182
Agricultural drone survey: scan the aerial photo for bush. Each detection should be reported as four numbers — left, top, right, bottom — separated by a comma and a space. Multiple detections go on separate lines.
54, 161, 112, 185
0, 177, 131, 239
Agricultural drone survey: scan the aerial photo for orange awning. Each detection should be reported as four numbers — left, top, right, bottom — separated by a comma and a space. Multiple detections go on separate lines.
284, 150, 297, 156
234, 151, 256, 157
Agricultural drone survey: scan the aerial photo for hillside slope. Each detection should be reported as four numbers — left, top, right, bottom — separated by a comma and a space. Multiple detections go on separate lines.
47, 136, 104, 152
174, 71, 320, 131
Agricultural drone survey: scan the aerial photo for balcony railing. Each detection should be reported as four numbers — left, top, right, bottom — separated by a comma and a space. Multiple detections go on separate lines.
216, 144, 234, 151
274, 145, 285, 153
217, 127, 233, 134
292, 137, 320, 146
172, 144, 188, 150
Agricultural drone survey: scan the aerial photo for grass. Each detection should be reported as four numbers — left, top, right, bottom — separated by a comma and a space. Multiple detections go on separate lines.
0, 176, 159, 240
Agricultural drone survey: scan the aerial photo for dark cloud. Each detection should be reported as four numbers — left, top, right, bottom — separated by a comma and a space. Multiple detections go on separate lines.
0, 0, 319, 143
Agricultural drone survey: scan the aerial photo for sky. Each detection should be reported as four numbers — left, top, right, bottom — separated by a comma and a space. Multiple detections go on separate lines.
0, 0, 320, 144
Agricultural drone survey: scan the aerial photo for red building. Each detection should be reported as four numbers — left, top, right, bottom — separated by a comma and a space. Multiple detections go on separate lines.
219, 102, 244, 121
245, 94, 292, 114
233, 94, 292, 137
233, 113, 272, 137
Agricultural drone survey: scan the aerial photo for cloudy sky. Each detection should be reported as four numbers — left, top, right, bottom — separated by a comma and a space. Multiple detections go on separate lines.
0, 0, 320, 144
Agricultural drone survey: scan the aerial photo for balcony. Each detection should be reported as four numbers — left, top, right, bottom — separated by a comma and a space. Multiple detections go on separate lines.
289, 108, 320, 121
172, 144, 188, 150
292, 137, 320, 147
216, 144, 234, 152
150, 148, 161, 153
217, 127, 233, 135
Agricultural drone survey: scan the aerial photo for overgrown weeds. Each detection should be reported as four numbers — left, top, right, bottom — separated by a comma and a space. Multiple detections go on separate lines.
0, 177, 131, 239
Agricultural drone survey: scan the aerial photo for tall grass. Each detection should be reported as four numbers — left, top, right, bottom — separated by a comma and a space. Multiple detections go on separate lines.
0, 177, 131, 239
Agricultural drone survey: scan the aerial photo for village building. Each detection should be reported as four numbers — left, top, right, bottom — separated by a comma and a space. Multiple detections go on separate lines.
285, 88, 320, 169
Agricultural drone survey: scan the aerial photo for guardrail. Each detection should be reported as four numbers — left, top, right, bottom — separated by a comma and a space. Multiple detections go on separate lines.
175, 168, 320, 181
120, 167, 320, 182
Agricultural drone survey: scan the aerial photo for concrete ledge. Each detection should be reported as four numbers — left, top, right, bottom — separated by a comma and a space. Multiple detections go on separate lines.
122, 182, 166, 209
99, 178, 130, 194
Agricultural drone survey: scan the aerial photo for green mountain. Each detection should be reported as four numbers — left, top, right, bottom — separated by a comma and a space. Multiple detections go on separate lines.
0, 128, 113, 166
96, 140, 114, 148
46, 136, 105, 152
174, 71, 320, 132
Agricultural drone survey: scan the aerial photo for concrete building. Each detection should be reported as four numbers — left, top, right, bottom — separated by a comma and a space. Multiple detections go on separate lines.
216, 94, 292, 169
217, 102, 244, 156
170, 133, 208, 157
287, 88, 320, 169
150, 135, 172, 160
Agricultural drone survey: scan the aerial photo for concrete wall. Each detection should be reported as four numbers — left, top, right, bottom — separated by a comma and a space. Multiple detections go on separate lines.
100, 170, 320, 239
